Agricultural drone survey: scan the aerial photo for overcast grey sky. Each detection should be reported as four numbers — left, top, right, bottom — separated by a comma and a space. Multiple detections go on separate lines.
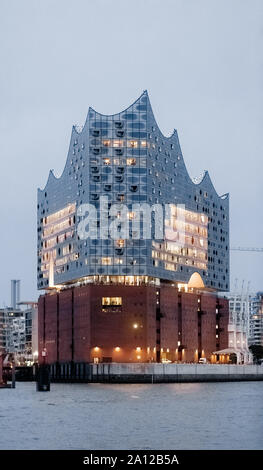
0, 0, 262, 304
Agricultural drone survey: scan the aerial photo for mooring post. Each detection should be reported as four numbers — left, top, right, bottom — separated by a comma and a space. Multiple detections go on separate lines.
36, 349, 50, 391
11, 362, 16, 389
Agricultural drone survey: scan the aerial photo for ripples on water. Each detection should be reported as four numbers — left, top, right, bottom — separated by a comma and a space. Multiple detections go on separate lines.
0, 382, 262, 450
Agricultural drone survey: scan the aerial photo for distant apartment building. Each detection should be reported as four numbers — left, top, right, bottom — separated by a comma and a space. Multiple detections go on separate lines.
0, 280, 25, 360
226, 291, 252, 363
22, 302, 39, 362
217, 288, 263, 364
249, 292, 263, 347
0, 281, 38, 364
1, 307, 26, 360
0, 309, 6, 354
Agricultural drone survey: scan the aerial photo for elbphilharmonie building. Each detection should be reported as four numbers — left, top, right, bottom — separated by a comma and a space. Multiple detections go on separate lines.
38, 91, 229, 292
38, 92, 230, 367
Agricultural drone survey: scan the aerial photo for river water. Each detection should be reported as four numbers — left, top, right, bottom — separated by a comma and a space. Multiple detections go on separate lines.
0, 381, 262, 450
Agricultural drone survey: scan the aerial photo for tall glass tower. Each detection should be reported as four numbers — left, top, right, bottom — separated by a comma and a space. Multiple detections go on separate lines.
37, 91, 229, 292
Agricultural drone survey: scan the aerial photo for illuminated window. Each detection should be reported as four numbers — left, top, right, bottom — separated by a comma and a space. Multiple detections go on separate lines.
140, 140, 147, 147
127, 158, 136, 166
63, 244, 72, 255
102, 139, 111, 147
44, 203, 76, 226
101, 257, 112, 265
128, 140, 138, 148
113, 140, 123, 147
103, 158, 111, 165
102, 297, 122, 306
114, 158, 126, 165
154, 205, 208, 272
164, 262, 176, 271
116, 239, 125, 247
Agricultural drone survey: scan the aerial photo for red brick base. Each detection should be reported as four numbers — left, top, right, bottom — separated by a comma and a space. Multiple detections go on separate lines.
38, 285, 229, 364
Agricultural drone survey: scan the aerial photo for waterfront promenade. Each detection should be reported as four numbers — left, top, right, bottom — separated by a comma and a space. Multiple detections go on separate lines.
91, 363, 263, 383
14, 362, 263, 384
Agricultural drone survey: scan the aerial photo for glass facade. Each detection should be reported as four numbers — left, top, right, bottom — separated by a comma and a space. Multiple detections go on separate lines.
37, 91, 229, 291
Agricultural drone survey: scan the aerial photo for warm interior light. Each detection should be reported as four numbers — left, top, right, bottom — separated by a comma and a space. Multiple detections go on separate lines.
188, 272, 205, 288
116, 239, 125, 247
102, 139, 111, 147
127, 158, 136, 166
115, 347, 120, 352
178, 283, 188, 293
94, 347, 99, 351
102, 297, 122, 306
133, 323, 138, 329
137, 355, 141, 360
136, 347, 141, 352
129, 140, 138, 148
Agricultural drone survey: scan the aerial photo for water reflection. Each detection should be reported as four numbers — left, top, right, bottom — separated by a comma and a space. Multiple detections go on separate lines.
0, 382, 262, 450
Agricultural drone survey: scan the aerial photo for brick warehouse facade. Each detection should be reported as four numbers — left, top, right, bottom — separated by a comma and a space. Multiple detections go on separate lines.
38, 285, 229, 365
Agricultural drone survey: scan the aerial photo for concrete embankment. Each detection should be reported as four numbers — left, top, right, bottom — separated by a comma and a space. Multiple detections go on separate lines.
91, 363, 263, 383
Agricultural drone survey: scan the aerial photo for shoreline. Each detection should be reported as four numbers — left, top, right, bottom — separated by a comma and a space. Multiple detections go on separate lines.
90, 363, 263, 383
13, 362, 263, 384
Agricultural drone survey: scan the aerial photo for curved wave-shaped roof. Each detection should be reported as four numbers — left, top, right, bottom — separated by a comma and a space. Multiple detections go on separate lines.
39, 90, 228, 201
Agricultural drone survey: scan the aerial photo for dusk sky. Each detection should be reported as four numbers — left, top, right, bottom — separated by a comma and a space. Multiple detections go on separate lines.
0, 0, 262, 304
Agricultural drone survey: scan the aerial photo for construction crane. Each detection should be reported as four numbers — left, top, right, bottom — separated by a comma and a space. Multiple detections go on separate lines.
231, 247, 263, 252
